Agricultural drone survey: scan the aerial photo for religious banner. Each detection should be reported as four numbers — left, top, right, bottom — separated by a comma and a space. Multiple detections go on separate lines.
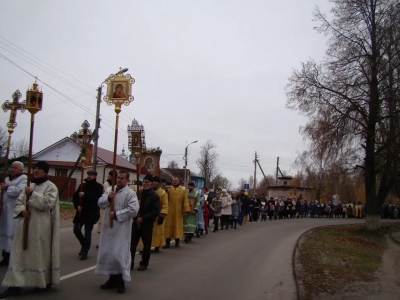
188, 196, 197, 213
221, 196, 228, 207
139, 148, 162, 176
104, 71, 135, 106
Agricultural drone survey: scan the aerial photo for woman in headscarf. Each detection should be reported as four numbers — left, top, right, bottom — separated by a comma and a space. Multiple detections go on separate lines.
220, 189, 232, 230
230, 191, 241, 229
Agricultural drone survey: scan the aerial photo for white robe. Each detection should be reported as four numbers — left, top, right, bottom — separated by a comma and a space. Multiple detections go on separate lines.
2, 180, 60, 288
0, 174, 27, 253
95, 185, 139, 282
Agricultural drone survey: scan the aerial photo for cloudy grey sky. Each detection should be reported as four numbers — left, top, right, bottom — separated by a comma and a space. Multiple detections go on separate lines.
0, 0, 331, 187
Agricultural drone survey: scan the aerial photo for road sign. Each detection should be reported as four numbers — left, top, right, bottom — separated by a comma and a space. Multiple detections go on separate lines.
243, 184, 250, 190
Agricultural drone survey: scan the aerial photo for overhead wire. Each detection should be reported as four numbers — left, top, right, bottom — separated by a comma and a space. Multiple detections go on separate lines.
0, 53, 128, 145
0, 36, 94, 89
0, 38, 267, 178
0, 37, 187, 154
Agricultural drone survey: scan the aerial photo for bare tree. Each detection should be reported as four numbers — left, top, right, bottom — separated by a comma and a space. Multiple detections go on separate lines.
286, 0, 400, 230
237, 178, 247, 191
167, 160, 179, 169
256, 176, 274, 195
12, 138, 28, 158
248, 175, 254, 190
0, 127, 9, 157
196, 140, 219, 187
293, 145, 337, 201
212, 174, 232, 190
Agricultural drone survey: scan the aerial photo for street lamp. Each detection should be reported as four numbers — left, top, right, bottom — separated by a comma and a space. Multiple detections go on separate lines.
183, 140, 197, 188
92, 68, 129, 171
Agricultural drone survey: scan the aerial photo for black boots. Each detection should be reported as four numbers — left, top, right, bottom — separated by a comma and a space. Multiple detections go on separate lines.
162, 239, 171, 249
0, 251, 10, 266
101, 275, 116, 289
0, 287, 21, 298
100, 275, 125, 293
162, 238, 180, 248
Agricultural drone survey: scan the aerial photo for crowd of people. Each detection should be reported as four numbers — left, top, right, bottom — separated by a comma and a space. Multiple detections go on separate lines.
204, 190, 368, 225
0, 160, 385, 298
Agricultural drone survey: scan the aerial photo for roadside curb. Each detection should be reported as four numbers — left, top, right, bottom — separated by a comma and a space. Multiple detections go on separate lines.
292, 222, 400, 300
389, 232, 400, 246
292, 225, 331, 300
292, 223, 362, 300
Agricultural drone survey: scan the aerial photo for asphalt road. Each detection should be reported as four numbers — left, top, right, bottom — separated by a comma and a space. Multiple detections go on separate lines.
0, 218, 364, 300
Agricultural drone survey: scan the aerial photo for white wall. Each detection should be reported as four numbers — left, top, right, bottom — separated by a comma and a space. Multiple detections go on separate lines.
34, 140, 80, 162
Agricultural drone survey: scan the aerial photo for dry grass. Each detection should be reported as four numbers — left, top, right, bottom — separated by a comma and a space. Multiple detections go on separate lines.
296, 223, 400, 300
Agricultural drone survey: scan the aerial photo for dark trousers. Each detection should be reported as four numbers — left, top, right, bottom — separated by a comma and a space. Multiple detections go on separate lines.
131, 222, 153, 267
213, 216, 220, 232
73, 223, 94, 254
221, 215, 230, 229
252, 209, 259, 221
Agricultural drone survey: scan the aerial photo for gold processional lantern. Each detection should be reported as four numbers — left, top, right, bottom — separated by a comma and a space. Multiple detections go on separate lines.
26, 82, 43, 114
104, 70, 135, 228
23, 81, 44, 250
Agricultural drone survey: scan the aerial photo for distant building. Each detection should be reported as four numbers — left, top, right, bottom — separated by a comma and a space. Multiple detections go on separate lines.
162, 168, 191, 185
267, 176, 314, 200
119, 145, 129, 160
190, 171, 205, 189
5, 137, 137, 199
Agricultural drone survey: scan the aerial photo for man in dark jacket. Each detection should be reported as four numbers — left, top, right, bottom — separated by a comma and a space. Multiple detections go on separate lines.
73, 169, 103, 260
239, 190, 250, 224
131, 174, 160, 271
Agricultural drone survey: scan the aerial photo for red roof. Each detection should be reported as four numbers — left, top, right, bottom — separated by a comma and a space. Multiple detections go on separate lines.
97, 147, 136, 171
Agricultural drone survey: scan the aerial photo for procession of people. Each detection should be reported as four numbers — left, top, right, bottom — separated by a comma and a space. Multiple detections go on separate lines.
0, 160, 371, 298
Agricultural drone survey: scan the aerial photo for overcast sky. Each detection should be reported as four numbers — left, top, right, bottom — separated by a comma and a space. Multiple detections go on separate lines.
0, 0, 331, 188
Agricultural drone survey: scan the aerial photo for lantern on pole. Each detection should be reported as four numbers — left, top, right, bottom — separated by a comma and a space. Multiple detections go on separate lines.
23, 81, 44, 250
104, 69, 135, 228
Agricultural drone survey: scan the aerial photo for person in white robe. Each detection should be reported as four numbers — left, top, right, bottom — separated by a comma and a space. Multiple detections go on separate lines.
0, 161, 60, 299
95, 170, 139, 294
0, 161, 27, 266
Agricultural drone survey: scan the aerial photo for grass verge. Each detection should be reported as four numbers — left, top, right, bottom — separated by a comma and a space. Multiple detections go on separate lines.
60, 200, 74, 210
295, 223, 400, 300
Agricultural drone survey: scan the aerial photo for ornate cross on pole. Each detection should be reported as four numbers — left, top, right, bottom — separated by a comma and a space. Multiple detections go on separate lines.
0, 90, 26, 215
76, 120, 92, 218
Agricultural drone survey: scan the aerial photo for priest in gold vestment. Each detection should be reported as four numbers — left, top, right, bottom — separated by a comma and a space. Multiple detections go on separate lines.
162, 177, 190, 248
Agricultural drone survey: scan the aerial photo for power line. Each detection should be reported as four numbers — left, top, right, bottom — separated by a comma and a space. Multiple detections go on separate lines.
0, 36, 94, 89
0, 54, 130, 147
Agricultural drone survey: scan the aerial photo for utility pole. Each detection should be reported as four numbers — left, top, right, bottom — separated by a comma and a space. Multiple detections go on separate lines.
276, 156, 279, 185
183, 146, 188, 188
253, 151, 258, 195
92, 86, 102, 171
183, 140, 197, 188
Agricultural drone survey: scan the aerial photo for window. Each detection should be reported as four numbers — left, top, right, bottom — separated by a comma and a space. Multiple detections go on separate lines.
55, 168, 68, 177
